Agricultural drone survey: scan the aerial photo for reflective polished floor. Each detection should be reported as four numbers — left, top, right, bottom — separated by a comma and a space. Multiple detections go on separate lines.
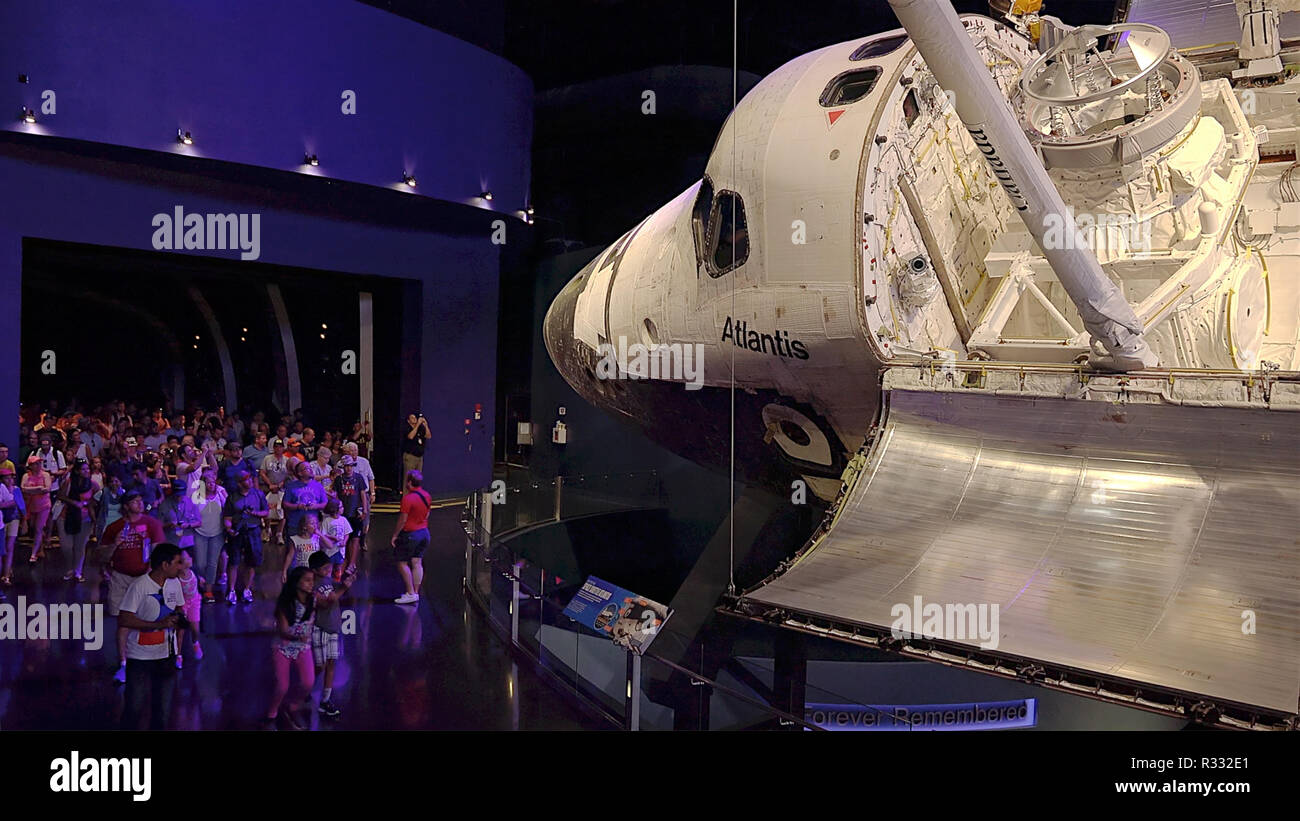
0, 505, 606, 731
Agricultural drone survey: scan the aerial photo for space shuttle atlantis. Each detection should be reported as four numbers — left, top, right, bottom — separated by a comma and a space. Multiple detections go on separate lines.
545, 0, 1300, 727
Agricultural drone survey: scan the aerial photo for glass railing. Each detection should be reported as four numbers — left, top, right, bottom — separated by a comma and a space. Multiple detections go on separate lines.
461, 481, 823, 731
479, 469, 667, 534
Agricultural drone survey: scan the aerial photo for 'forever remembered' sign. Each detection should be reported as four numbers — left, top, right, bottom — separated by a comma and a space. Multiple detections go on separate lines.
805, 699, 1036, 731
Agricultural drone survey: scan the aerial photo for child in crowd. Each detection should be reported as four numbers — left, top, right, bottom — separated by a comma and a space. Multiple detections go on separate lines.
265, 487, 285, 545
262, 566, 316, 731
174, 546, 204, 668
308, 550, 355, 718
283, 513, 323, 582
320, 499, 352, 582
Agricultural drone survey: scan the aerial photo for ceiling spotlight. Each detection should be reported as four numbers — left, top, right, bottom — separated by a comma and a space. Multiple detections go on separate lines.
20, 106, 35, 124
402, 172, 417, 188
526, 205, 534, 216
242, 327, 248, 333
304, 153, 319, 167
319, 333, 326, 339
240, 336, 246, 342
321, 323, 327, 329
177, 129, 193, 146
194, 335, 200, 340
480, 190, 493, 201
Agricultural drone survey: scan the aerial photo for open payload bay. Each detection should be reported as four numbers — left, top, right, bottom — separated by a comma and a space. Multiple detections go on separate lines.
738, 366, 1300, 728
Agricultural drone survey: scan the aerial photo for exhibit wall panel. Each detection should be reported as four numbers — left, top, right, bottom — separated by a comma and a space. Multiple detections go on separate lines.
0, 147, 499, 496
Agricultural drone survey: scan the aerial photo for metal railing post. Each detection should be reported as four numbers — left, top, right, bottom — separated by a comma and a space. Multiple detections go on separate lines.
510, 562, 520, 645
464, 492, 477, 589
553, 476, 563, 521
625, 651, 641, 731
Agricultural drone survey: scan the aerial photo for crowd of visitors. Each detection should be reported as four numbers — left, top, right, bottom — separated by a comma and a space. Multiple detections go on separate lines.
0, 400, 439, 731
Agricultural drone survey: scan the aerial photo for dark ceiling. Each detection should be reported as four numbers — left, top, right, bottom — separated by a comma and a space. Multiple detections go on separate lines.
361, 1, 1122, 89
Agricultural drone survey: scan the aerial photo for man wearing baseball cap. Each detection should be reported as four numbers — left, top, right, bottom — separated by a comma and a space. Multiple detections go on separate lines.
102, 490, 167, 684
332, 454, 370, 573
260, 437, 291, 494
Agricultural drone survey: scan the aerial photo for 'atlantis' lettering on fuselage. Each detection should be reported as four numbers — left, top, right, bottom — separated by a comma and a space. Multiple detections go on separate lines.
721, 317, 809, 360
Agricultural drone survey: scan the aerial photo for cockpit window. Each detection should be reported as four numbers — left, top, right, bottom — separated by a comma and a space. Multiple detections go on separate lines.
691, 177, 714, 272
819, 67, 882, 107
708, 191, 749, 277
849, 34, 907, 60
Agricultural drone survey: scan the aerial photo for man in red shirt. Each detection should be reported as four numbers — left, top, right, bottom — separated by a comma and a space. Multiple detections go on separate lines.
102, 491, 167, 683
390, 470, 432, 605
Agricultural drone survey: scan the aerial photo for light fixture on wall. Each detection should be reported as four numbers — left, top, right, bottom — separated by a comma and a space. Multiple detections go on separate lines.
480, 190, 493, 201
177, 129, 194, 146
19, 106, 35, 124
402, 172, 417, 188
304, 153, 319, 167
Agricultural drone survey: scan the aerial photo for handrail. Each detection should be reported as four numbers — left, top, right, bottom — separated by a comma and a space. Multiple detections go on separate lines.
461, 489, 824, 731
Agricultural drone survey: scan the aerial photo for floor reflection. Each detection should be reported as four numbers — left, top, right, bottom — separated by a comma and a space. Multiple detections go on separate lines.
0, 507, 605, 731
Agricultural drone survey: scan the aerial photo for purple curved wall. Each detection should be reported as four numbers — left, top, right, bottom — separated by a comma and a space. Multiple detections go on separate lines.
0, 0, 533, 495
2, 0, 532, 208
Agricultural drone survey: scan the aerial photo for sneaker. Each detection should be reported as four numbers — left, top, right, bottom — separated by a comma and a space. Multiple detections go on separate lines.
218, 572, 228, 586
393, 592, 418, 605
193, 643, 203, 660
112, 663, 126, 684
226, 590, 237, 605
242, 588, 254, 604
202, 591, 215, 604
318, 699, 341, 718
279, 708, 306, 731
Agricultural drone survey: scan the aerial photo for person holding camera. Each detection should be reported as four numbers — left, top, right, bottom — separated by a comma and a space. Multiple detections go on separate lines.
402, 413, 429, 477
117, 543, 187, 730
223, 469, 269, 604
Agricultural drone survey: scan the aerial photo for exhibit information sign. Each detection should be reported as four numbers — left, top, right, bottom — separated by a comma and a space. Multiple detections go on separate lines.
562, 575, 672, 654
805, 699, 1037, 731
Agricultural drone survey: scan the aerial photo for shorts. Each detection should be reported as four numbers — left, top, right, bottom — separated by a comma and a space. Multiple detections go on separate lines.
108, 571, 145, 616
346, 515, 365, 546
311, 628, 340, 665
393, 527, 429, 561
328, 551, 345, 566
225, 528, 264, 567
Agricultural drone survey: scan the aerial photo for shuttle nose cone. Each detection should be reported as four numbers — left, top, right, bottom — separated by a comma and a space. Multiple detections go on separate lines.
543, 268, 588, 394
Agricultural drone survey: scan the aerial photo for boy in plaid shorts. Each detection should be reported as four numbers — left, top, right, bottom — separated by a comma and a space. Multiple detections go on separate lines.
308, 550, 355, 718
